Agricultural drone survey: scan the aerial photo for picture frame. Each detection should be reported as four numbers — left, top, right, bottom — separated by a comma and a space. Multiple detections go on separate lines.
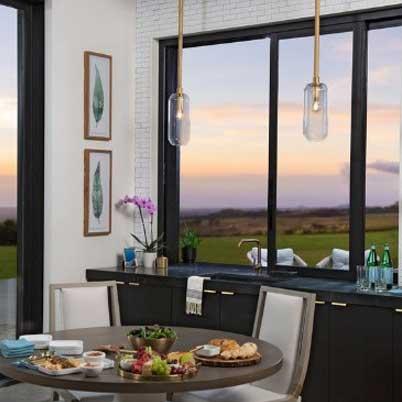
84, 51, 112, 141
84, 149, 112, 236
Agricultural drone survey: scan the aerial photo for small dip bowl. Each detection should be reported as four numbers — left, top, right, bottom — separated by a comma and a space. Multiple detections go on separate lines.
81, 362, 103, 378
119, 358, 136, 371
83, 351, 105, 365
195, 345, 220, 358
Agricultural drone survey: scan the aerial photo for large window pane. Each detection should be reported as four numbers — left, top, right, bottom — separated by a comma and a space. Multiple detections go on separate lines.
277, 32, 353, 269
180, 39, 269, 265
366, 27, 401, 266
0, 6, 18, 338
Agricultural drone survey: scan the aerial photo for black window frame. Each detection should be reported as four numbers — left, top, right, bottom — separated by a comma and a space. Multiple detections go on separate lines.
158, 4, 402, 281
0, 0, 45, 335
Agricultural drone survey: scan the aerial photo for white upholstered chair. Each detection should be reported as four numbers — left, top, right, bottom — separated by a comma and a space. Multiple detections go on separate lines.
315, 248, 371, 270
49, 281, 121, 402
173, 286, 316, 402
247, 248, 308, 268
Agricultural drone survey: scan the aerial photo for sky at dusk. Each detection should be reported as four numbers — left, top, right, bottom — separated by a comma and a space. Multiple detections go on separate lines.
181, 27, 402, 209
0, 6, 401, 210
0, 6, 17, 207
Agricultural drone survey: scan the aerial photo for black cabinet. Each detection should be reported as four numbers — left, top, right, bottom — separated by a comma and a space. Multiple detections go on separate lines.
393, 310, 402, 402
329, 304, 392, 402
172, 288, 220, 330
117, 283, 172, 326
220, 292, 258, 335
303, 302, 329, 402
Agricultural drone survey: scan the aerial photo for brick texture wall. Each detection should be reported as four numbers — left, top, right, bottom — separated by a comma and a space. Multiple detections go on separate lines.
134, 0, 401, 235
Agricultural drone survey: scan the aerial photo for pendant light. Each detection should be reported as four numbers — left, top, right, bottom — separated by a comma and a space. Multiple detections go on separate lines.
303, 0, 328, 141
168, 0, 191, 146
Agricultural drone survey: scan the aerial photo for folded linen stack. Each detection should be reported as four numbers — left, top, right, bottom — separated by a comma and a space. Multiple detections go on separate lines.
0, 339, 34, 358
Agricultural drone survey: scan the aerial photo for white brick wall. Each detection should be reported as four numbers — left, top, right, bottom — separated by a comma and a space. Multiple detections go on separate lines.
134, 0, 402, 235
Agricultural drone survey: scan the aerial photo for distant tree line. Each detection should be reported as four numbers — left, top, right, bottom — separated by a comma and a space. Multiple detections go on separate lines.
0, 219, 17, 245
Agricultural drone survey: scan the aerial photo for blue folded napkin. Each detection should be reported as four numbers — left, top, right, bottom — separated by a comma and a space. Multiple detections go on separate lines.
0, 339, 34, 358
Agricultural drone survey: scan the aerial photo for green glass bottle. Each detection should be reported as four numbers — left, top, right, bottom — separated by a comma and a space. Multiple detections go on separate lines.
381, 244, 393, 290
367, 244, 378, 289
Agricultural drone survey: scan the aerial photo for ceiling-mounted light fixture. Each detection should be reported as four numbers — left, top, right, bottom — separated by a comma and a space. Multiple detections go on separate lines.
303, 0, 328, 141
168, 0, 191, 147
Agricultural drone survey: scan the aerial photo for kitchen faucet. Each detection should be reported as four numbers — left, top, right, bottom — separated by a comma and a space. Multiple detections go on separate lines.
238, 239, 262, 272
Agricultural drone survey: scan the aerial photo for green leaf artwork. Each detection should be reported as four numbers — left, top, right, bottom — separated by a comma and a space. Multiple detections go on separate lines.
92, 64, 104, 127
92, 161, 104, 222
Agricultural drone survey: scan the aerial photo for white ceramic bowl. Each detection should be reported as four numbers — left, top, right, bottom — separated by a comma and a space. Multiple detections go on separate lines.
119, 358, 136, 371
81, 362, 104, 378
83, 351, 105, 365
195, 345, 220, 358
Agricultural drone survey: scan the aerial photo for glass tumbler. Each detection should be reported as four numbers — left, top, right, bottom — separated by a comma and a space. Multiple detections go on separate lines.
356, 265, 369, 291
375, 267, 387, 293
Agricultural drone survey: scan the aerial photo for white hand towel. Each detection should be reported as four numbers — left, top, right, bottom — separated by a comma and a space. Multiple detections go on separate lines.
186, 276, 209, 316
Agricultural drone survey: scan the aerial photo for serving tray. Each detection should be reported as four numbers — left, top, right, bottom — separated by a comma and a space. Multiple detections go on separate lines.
117, 368, 198, 382
195, 352, 262, 367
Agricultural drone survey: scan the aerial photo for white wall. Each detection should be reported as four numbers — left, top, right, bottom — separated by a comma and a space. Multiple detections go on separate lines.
133, 0, 402, 237
43, 0, 136, 330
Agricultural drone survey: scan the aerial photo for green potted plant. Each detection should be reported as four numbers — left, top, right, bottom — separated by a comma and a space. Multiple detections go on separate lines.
180, 229, 201, 264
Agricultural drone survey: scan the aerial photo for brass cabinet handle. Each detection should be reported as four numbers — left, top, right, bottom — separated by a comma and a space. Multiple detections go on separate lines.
331, 302, 347, 307
315, 300, 326, 305
395, 309, 402, 313
128, 282, 140, 287
221, 291, 235, 296
204, 289, 217, 294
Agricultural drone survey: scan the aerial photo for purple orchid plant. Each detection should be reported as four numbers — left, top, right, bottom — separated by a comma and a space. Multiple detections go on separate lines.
119, 195, 163, 253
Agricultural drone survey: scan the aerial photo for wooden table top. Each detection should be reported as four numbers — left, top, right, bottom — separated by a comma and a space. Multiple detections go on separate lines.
0, 326, 283, 394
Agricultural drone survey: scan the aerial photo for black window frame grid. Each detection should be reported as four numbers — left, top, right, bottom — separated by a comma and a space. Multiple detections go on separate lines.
158, 4, 402, 281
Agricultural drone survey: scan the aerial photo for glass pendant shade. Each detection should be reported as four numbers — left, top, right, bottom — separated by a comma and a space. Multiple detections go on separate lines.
168, 92, 191, 146
303, 82, 328, 141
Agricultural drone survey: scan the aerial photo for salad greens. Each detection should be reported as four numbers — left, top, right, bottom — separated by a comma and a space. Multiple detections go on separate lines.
128, 325, 176, 339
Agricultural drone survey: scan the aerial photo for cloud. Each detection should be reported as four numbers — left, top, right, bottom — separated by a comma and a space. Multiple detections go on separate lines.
367, 160, 399, 175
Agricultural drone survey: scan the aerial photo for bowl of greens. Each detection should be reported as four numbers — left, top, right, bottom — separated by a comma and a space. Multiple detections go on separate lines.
127, 325, 177, 355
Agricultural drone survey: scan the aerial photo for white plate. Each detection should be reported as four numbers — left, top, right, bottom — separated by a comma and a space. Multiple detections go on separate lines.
49, 340, 83, 355
37, 365, 82, 376
20, 334, 52, 350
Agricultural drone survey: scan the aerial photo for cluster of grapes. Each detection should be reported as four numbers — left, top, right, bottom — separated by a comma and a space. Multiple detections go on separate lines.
170, 364, 186, 375
131, 347, 151, 374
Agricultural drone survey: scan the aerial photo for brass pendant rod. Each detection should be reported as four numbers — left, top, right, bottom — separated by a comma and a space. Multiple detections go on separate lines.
177, 0, 184, 97
313, 0, 320, 86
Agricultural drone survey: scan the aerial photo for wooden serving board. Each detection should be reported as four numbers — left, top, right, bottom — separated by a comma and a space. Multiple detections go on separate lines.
195, 352, 262, 367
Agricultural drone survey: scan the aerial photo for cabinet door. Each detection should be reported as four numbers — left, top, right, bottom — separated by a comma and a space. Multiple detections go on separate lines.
393, 310, 402, 402
171, 288, 220, 330
219, 292, 258, 335
117, 283, 172, 326
329, 304, 392, 402
302, 302, 329, 402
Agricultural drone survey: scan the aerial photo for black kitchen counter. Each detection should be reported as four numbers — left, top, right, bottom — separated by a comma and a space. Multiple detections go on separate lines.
86, 263, 402, 308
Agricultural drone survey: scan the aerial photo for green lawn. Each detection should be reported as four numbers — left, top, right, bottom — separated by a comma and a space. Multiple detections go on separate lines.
195, 230, 398, 267
0, 246, 17, 280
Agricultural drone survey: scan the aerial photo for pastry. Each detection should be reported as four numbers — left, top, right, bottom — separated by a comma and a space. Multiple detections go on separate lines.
239, 342, 258, 359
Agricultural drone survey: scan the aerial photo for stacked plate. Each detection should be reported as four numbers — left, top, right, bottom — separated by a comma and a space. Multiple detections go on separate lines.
49, 340, 84, 355
19, 334, 53, 350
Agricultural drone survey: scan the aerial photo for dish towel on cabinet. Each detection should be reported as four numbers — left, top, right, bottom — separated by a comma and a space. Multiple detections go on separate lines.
186, 276, 209, 316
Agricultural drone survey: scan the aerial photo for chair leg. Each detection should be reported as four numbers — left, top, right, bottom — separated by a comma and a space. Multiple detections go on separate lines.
167, 392, 174, 401
51, 391, 60, 401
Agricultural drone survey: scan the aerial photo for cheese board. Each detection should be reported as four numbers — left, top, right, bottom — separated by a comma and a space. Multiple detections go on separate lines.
194, 352, 262, 367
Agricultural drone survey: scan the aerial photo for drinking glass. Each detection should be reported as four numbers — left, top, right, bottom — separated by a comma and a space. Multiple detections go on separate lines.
356, 265, 369, 291
375, 267, 387, 293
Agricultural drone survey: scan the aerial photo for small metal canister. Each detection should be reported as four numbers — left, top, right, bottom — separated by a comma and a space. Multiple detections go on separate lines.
156, 256, 168, 271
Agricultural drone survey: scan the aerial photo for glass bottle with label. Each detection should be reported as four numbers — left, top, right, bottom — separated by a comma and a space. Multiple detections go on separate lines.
367, 244, 378, 290
381, 244, 394, 290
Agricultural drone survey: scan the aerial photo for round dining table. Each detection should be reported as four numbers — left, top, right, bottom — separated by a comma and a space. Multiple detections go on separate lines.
0, 326, 283, 395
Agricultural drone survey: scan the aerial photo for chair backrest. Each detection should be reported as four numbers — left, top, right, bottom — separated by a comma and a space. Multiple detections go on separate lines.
252, 286, 316, 398
49, 281, 121, 333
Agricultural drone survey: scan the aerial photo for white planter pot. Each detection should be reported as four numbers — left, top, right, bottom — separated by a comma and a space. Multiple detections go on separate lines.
143, 252, 157, 269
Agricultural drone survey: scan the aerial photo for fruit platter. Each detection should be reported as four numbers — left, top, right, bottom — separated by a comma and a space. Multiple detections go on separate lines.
116, 346, 199, 381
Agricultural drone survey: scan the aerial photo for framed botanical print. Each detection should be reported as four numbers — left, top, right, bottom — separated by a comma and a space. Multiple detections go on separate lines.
84, 149, 112, 236
84, 51, 112, 140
